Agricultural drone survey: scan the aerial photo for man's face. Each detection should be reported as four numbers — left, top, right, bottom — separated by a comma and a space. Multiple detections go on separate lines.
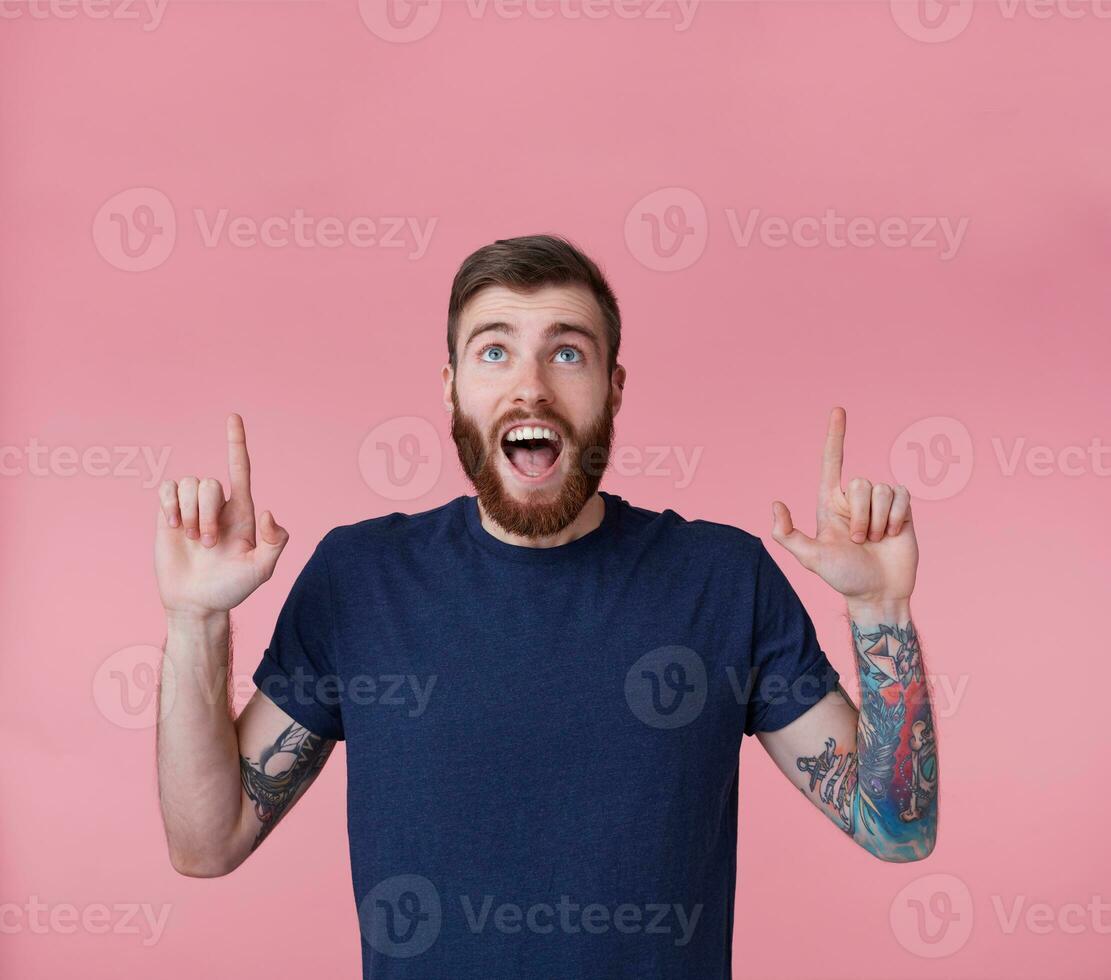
442, 283, 625, 538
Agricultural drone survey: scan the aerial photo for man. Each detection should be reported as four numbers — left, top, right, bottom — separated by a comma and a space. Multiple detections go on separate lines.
155, 235, 938, 978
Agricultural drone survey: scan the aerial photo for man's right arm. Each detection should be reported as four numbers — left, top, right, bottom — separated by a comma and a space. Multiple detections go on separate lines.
154, 414, 334, 877
158, 611, 335, 877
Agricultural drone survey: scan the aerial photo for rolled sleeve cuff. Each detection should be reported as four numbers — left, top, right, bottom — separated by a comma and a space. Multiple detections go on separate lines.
252, 653, 346, 742
743, 654, 841, 736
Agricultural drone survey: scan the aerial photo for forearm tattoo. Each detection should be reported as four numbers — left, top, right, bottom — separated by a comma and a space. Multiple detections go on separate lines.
239, 722, 334, 852
795, 619, 938, 860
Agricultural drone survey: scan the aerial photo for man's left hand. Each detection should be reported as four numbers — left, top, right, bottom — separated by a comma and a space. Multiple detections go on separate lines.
770, 406, 918, 605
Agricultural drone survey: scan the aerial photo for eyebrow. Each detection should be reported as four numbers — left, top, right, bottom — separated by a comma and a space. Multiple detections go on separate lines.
462, 320, 601, 354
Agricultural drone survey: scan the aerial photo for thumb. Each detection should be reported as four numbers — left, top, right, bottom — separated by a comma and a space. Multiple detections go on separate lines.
253, 510, 290, 579
770, 501, 819, 569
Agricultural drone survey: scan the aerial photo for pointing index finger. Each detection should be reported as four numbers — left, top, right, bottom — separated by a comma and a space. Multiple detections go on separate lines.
819, 406, 846, 494
227, 413, 252, 504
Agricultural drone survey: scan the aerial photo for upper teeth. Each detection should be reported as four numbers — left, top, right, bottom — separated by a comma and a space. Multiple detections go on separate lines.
505, 426, 560, 443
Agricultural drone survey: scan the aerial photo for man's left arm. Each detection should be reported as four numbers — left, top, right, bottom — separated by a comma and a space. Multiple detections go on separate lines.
754, 407, 938, 863
756, 597, 938, 862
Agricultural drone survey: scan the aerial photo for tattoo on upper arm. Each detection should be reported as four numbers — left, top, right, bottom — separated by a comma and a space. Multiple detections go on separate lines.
794, 619, 937, 858
239, 722, 335, 852
797, 737, 858, 833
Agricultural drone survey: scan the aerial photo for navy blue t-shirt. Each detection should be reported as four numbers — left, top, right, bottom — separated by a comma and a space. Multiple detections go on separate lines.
252, 490, 840, 979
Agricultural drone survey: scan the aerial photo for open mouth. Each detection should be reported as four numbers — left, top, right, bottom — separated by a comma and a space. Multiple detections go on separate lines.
500, 425, 564, 480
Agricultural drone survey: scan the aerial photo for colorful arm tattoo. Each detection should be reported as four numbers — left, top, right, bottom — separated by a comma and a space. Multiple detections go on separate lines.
795, 617, 938, 861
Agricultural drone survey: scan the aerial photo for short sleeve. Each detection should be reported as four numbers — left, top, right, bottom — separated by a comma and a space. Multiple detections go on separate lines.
252, 537, 345, 741
743, 542, 841, 736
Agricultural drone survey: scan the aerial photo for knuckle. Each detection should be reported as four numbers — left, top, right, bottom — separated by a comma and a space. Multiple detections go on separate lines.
178, 475, 199, 492
849, 476, 871, 491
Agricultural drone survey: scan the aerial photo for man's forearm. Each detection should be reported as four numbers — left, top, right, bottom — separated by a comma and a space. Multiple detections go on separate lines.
156, 610, 243, 875
845, 598, 938, 862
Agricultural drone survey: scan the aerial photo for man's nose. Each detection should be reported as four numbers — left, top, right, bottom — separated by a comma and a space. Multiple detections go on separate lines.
510, 359, 554, 406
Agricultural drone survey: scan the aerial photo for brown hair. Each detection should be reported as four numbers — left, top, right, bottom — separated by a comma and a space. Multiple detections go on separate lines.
446, 234, 621, 376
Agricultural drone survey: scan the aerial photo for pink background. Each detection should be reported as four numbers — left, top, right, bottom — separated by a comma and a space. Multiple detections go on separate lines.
2, 1, 1109, 977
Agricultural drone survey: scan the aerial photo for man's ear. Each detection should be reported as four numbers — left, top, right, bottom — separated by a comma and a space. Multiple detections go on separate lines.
441, 363, 453, 414
610, 363, 627, 416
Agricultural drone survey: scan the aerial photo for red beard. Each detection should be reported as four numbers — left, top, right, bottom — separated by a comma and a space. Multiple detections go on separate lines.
449, 384, 615, 539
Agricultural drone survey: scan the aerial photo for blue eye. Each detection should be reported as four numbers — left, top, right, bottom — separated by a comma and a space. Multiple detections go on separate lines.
479, 345, 506, 362
556, 346, 583, 363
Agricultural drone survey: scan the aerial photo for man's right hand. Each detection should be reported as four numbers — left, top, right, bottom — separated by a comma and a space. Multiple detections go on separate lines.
155, 413, 289, 617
